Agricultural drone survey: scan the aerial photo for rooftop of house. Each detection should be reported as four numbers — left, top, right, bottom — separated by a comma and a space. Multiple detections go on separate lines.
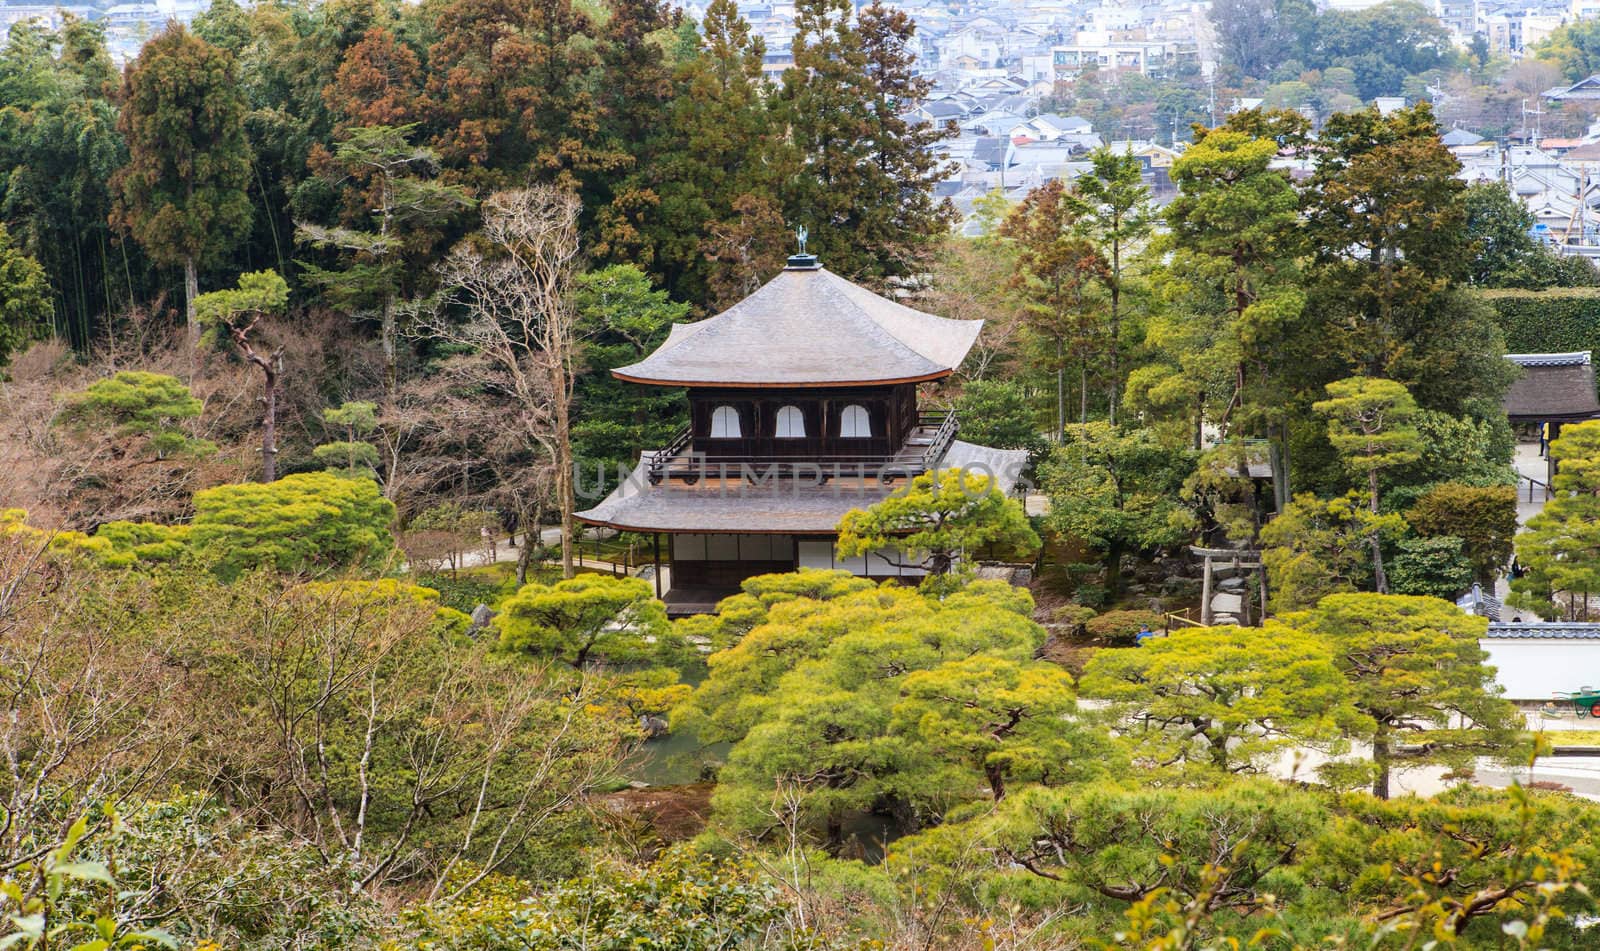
611, 257, 984, 388
1440, 128, 1485, 147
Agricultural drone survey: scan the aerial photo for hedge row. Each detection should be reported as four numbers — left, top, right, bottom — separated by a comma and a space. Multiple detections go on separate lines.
1479, 286, 1600, 356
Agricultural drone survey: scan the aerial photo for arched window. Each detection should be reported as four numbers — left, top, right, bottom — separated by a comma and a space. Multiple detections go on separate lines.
839, 404, 871, 438
710, 405, 742, 438
774, 405, 806, 439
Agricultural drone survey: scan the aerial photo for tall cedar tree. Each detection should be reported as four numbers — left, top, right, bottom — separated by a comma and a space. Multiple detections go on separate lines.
619, 0, 780, 306
774, 0, 954, 282
1155, 123, 1304, 458
111, 23, 252, 339
1302, 103, 1513, 417
324, 25, 424, 129
1002, 180, 1109, 439
1074, 148, 1152, 425
423, 0, 617, 190
588, 0, 681, 267
0, 19, 127, 348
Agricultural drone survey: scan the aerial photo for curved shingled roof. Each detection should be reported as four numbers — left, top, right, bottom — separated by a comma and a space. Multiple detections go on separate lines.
1503, 351, 1600, 421
612, 264, 983, 387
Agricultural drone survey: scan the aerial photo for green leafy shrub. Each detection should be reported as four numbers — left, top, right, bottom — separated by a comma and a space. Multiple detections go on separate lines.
1388, 535, 1474, 600
1084, 609, 1166, 645
189, 472, 397, 580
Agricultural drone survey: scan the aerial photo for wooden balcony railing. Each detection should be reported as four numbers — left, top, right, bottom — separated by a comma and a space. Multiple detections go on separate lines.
647, 411, 959, 485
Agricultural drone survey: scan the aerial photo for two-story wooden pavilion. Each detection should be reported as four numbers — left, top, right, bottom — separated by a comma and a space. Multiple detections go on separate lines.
575, 252, 1028, 614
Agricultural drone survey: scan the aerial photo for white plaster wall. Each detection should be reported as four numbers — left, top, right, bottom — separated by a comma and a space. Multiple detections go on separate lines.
1480, 639, 1600, 701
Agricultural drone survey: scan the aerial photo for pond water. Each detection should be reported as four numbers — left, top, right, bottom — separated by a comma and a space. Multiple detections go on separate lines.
629, 729, 730, 786
628, 731, 901, 862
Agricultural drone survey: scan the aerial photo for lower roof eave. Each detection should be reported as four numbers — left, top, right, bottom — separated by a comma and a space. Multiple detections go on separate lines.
572, 513, 844, 536
1508, 412, 1600, 423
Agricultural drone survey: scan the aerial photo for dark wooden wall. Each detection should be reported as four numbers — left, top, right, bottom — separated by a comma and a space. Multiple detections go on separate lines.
686, 384, 919, 458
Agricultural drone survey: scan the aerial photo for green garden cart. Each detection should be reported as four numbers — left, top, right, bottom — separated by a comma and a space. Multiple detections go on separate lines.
1558, 688, 1600, 718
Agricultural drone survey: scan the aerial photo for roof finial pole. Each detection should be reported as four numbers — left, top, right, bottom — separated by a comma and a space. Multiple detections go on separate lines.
795, 225, 808, 255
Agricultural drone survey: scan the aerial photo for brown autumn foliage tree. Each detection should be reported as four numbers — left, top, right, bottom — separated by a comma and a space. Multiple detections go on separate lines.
324, 25, 424, 130
423, 0, 620, 189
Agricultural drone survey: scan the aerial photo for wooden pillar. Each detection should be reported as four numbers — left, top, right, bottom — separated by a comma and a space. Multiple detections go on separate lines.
1200, 554, 1213, 626
1239, 557, 1251, 627
653, 533, 663, 599
1257, 565, 1270, 625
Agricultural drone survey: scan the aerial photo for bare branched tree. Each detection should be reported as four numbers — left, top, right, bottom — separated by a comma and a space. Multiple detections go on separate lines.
430, 187, 582, 578
190, 577, 630, 895
0, 534, 187, 877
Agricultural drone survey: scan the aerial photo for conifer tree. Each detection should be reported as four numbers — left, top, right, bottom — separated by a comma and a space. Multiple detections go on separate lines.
774, 0, 954, 281
1314, 375, 1423, 592
1002, 180, 1108, 437
615, 0, 778, 304
1511, 420, 1600, 619
195, 270, 290, 481
1074, 148, 1152, 424
296, 124, 474, 394
1303, 103, 1513, 416
1144, 126, 1303, 453
423, 0, 613, 189
110, 24, 252, 339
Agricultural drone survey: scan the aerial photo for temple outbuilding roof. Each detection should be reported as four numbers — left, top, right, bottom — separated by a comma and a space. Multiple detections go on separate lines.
612, 259, 983, 388
1502, 351, 1600, 422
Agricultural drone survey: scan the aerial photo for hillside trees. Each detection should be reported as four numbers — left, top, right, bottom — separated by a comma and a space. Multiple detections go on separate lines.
423, 0, 612, 190
0, 533, 193, 870
110, 23, 251, 338
628, 0, 777, 303
296, 124, 474, 395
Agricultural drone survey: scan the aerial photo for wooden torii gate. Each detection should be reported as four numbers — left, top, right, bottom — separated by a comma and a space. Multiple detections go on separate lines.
1189, 546, 1269, 626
